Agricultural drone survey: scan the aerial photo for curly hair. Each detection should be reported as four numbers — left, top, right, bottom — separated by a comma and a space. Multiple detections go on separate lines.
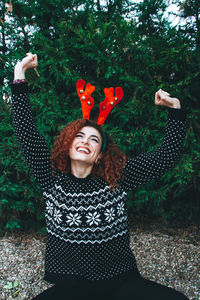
50, 119, 126, 188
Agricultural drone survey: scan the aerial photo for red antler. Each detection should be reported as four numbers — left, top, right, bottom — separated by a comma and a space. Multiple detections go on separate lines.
97, 86, 124, 126
76, 79, 95, 119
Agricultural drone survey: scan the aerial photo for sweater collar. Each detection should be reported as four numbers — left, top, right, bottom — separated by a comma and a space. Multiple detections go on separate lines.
68, 172, 93, 183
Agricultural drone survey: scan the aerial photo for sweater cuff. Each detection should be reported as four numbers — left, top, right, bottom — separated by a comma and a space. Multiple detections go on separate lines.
10, 82, 28, 94
167, 107, 186, 121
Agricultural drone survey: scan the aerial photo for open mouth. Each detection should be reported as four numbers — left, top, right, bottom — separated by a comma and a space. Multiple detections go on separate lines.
76, 147, 90, 154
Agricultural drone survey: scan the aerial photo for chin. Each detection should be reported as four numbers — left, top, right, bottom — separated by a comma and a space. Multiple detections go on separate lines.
71, 155, 94, 165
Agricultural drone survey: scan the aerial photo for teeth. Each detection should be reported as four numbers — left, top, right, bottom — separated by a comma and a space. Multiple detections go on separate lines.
77, 147, 90, 154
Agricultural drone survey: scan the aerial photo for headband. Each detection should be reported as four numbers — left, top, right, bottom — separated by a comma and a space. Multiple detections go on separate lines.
76, 79, 124, 126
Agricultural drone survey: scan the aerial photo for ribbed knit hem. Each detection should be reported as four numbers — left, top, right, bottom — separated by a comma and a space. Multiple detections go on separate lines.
68, 172, 93, 183
44, 268, 140, 285
10, 82, 28, 94
13, 79, 27, 84
167, 107, 186, 121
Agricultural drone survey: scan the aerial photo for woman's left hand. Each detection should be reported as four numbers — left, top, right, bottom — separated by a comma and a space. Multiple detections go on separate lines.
155, 89, 181, 109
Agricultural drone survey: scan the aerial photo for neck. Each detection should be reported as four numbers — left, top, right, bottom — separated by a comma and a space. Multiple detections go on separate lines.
70, 160, 93, 178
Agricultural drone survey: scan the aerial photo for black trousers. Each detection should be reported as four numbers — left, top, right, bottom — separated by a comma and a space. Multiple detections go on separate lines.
32, 275, 189, 300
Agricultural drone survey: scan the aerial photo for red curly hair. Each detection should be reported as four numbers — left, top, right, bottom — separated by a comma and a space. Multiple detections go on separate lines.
50, 119, 126, 188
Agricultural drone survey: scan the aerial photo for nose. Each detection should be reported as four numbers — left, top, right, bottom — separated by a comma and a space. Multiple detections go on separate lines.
81, 137, 89, 145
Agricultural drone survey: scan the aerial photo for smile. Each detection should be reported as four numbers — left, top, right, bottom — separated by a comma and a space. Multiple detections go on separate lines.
76, 147, 91, 154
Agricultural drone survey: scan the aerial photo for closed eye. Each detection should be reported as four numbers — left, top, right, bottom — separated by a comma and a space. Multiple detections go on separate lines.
91, 138, 99, 143
75, 133, 83, 138
75, 131, 100, 143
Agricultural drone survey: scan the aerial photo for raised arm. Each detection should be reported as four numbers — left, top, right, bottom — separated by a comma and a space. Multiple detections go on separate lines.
11, 53, 54, 191
122, 90, 186, 191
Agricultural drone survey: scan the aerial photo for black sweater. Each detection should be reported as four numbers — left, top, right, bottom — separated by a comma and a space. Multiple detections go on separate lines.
11, 82, 186, 284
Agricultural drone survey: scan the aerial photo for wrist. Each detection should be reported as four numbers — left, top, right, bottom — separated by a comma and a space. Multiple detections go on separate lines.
172, 99, 181, 109
14, 62, 26, 80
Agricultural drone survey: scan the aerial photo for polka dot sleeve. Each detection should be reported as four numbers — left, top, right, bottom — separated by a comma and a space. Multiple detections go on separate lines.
122, 108, 187, 191
11, 82, 54, 191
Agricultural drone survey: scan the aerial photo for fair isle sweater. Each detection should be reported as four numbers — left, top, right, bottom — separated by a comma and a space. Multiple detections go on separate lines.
11, 82, 186, 284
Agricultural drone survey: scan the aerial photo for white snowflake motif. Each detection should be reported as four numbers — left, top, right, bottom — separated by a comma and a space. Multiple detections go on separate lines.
104, 207, 115, 223
46, 201, 53, 216
66, 213, 82, 226
54, 208, 62, 224
117, 202, 125, 216
86, 211, 101, 226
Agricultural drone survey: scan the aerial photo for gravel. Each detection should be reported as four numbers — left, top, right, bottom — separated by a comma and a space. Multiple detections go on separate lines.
0, 223, 199, 300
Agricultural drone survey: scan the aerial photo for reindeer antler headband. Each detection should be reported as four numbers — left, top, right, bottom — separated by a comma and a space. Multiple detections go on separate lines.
76, 79, 124, 125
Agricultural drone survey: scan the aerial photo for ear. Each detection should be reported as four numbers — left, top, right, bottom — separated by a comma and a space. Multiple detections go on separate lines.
95, 152, 103, 164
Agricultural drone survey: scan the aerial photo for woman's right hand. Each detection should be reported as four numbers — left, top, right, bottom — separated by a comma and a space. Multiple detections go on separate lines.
14, 53, 38, 80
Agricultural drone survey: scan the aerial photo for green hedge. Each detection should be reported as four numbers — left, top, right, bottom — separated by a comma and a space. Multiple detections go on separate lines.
0, 0, 199, 231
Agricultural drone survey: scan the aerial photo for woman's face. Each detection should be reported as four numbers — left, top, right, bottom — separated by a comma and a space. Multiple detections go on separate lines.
69, 126, 103, 166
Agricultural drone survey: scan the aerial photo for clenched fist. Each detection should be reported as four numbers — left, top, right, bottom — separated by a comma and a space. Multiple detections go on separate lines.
155, 89, 181, 109
14, 53, 38, 80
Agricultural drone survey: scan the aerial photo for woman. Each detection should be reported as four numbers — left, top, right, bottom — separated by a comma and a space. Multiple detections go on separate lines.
11, 53, 189, 299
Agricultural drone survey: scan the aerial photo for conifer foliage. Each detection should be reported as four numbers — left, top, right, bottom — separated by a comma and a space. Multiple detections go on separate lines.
0, 0, 199, 231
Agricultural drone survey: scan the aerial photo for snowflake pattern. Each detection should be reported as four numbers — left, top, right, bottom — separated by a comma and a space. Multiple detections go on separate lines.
66, 213, 82, 226
117, 202, 125, 216
86, 211, 101, 226
46, 200, 53, 215
54, 208, 62, 224
104, 207, 115, 223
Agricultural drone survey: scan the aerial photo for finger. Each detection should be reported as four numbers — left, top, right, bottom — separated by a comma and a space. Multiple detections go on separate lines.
161, 89, 170, 96
155, 90, 162, 102
32, 54, 37, 62
156, 89, 169, 102
155, 92, 158, 103
155, 89, 162, 97
31, 55, 38, 68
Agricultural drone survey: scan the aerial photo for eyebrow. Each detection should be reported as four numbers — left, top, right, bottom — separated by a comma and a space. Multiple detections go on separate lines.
78, 131, 100, 141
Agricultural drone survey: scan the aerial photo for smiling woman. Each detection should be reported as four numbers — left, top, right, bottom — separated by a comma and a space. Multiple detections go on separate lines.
11, 53, 189, 300
69, 126, 103, 176
51, 118, 126, 187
